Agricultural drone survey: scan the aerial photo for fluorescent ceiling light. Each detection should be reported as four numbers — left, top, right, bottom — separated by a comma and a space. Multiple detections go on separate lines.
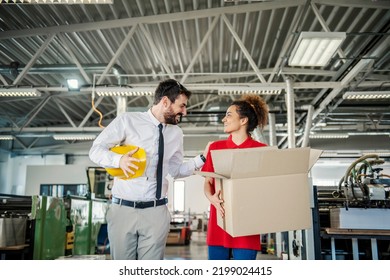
1, 0, 113, 3
348, 132, 390, 136
95, 87, 154, 97
0, 135, 14, 140
218, 86, 283, 96
343, 91, 390, 100
309, 133, 349, 139
67, 79, 79, 90
289, 32, 346, 67
0, 88, 41, 97
53, 134, 96, 141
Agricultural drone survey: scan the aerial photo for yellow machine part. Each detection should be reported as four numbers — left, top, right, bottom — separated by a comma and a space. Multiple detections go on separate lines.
105, 145, 147, 180
66, 231, 75, 250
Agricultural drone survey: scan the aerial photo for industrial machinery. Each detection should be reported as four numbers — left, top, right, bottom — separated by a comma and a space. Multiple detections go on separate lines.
0, 167, 111, 259
336, 154, 390, 208
314, 154, 390, 260
0, 194, 33, 259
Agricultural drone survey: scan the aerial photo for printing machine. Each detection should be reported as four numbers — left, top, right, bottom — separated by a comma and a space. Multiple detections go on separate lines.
314, 154, 390, 260
0, 167, 111, 259
0, 193, 109, 260
0, 194, 33, 259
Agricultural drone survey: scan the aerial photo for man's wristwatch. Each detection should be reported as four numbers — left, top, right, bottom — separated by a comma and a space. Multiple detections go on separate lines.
200, 154, 206, 163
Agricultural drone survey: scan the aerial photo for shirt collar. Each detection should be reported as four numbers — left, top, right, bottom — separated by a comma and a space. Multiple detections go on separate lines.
226, 134, 253, 148
147, 109, 162, 127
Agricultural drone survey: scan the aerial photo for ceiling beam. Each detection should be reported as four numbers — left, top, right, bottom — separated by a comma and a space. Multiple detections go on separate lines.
96, 24, 138, 85
312, 0, 390, 9
180, 15, 220, 84
12, 34, 55, 85
139, 23, 175, 80
0, 0, 306, 40
312, 59, 375, 120
222, 14, 267, 83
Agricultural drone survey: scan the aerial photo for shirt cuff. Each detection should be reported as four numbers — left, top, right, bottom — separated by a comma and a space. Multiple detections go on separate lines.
112, 152, 123, 168
194, 155, 205, 169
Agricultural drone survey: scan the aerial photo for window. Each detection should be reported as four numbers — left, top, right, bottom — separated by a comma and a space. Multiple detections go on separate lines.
173, 180, 185, 212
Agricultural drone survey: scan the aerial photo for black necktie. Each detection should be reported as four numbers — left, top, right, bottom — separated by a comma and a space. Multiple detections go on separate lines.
156, 123, 164, 199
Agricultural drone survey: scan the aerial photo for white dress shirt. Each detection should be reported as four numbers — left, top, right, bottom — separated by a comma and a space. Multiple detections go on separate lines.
89, 109, 204, 201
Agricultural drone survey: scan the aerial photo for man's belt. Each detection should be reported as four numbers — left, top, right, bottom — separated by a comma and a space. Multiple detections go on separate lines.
112, 197, 168, 209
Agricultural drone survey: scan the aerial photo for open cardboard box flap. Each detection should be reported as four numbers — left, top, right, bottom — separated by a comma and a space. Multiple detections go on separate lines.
196, 147, 322, 179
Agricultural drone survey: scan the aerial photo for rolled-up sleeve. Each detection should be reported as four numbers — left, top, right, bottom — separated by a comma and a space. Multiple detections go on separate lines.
169, 152, 204, 179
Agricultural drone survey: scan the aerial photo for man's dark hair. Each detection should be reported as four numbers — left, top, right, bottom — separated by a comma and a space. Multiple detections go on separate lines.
153, 79, 191, 105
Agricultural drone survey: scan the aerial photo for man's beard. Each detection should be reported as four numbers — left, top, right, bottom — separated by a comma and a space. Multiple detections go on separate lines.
164, 108, 183, 125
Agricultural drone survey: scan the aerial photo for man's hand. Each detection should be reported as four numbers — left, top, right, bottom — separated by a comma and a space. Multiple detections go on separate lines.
202, 141, 213, 159
119, 147, 141, 178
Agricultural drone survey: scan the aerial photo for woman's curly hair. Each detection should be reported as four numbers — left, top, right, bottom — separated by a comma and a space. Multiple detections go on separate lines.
231, 94, 269, 133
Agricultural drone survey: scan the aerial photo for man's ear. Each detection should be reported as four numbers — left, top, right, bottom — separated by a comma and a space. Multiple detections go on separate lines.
161, 96, 170, 108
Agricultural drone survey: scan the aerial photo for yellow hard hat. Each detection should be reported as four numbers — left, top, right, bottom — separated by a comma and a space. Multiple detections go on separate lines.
105, 145, 146, 180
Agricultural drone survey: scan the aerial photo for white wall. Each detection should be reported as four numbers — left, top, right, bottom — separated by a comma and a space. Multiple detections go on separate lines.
25, 165, 90, 196
167, 174, 210, 215
0, 154, 66, 195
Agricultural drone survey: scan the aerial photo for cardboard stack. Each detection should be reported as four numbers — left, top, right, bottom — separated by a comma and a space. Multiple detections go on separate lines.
197, 146, 322, 237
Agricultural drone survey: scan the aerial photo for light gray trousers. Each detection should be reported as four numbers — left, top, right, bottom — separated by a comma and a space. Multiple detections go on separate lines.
106, 203, 171, 260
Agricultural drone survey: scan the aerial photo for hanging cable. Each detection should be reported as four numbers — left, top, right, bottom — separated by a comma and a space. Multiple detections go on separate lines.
91, 95, 105, 128
91, 76, 105, 129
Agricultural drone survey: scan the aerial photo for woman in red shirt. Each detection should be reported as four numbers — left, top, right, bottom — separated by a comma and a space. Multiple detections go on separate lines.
202, 94, 269, 260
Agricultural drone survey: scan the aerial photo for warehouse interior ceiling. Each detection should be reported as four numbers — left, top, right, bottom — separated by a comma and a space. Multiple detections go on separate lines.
0, 0, 389, 157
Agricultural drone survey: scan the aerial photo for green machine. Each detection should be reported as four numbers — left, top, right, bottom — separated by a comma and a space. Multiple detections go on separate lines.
32, 196, 67, 260
30, 167, 111, 259
70, 198, 108, 256
31, 195, 109, 259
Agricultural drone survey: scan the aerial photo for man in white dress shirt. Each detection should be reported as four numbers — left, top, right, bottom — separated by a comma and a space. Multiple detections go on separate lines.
89, 79, 207, 260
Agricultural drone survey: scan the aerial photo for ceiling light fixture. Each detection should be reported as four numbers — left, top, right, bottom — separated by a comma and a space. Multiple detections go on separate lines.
0, 88, 41, 97
289, 32, 346, 67
343, 91, 390, 100
1, 0, 113, 4
0, 135, 14, 140
348, 132, 390, 136
53, 134, 96, 141
218, 86, 283, 96
94, 87, 155, 97
67, 79, 79, 90
309, 133, 349, 139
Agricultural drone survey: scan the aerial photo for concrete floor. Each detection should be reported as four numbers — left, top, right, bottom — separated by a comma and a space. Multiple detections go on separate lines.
164, 231, 280, 260
56, 231, 279, 260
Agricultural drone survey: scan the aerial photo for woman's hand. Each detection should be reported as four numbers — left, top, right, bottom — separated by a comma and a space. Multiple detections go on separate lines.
209, 189, 225, 218
204, 177, 225, 217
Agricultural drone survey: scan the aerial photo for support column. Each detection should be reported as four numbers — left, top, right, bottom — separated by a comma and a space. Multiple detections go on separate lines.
117, 96, 127, 116
268, 113, 277, 147
286, 76, 295, 149
301, 105, 314, 148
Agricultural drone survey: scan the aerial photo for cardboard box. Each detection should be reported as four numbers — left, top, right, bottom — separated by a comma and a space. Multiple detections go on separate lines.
166, 232, 181, 245
196, 147, 322, 237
